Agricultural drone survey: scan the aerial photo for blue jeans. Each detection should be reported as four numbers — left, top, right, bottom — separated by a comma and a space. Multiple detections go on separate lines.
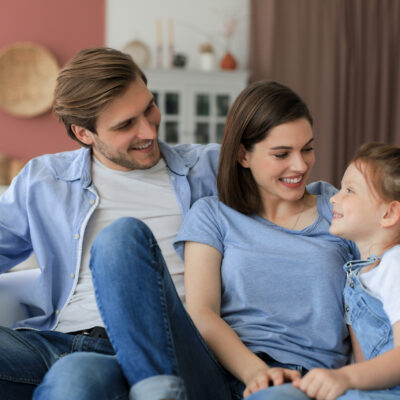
247, 385, 400, 400
90, 217, 240, 400
0, 326, 129, 399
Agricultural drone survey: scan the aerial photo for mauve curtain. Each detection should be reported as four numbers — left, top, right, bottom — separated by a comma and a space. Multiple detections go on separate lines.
249, 0, 400, 186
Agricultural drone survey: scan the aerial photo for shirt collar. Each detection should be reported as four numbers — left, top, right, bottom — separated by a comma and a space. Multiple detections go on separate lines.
55, 147, 92, 188
55, 140, 195, 186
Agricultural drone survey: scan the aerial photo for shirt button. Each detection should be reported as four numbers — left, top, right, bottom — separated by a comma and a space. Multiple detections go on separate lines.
70, 273, 75, 279
345, 306, 350, 312
74, 233, 80, 240
56, 309, 60, 314
349, 280, 354, 288
89, 199, 95, 205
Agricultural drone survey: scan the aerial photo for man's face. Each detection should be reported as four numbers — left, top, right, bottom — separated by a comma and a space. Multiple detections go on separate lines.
82, 79, 162, 171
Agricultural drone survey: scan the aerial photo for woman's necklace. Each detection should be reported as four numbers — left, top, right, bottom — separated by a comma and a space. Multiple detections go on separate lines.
290, 196, 307, 230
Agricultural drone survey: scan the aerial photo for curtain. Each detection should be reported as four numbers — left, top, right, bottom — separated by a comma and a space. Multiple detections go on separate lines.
249, 0, 400, 186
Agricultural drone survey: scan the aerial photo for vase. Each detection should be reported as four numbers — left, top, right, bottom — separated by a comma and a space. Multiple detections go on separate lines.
200, 52, 215, 71
220, 52, 237, 70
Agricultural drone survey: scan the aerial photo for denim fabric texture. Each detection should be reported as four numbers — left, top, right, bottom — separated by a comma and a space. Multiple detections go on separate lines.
90, 217, 241, 400
129, 375, 186, 400
0, 327, 129, 399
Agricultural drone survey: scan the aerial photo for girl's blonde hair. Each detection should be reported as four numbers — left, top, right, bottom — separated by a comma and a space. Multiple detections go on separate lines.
352, 142, 400, 202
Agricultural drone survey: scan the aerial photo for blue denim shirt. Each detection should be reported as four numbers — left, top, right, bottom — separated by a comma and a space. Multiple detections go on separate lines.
344, 257, 394, 359
0, 141, 219, 330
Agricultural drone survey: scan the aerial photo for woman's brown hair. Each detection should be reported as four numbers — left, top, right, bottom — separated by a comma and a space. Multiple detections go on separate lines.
217, 81, 313, 214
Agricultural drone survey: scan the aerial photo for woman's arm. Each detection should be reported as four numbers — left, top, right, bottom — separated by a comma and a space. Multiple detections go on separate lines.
184, 241, 300, 396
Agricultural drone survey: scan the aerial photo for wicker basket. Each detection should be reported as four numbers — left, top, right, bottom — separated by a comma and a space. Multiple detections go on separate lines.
0, 42, 59, 118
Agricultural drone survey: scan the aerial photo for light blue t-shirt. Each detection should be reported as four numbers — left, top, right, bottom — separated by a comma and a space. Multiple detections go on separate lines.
174, 181, 359, 370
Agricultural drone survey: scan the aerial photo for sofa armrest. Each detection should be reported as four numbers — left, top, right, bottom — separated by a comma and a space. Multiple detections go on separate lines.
0, 269, 40, 327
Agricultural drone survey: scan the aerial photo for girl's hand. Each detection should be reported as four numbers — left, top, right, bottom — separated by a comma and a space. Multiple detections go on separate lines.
293, 368, 351, 400
243, 367, 301, 398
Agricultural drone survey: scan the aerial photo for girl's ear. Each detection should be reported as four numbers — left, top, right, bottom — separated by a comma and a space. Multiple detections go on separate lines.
381, 201, 400, 228
71, 124, 95, 146
237, 144, 250, 168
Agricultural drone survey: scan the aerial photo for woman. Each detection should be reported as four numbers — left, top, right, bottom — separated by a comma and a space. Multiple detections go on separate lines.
88, 81, 358, 400
174, 80, 359, 399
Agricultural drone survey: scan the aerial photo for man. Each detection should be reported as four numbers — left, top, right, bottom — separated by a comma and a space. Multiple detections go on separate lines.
0, 47, 219, 399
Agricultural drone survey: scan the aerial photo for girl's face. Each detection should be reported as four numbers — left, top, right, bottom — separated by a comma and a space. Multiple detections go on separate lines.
240, 118, 315, 204
330, 162, 386, 242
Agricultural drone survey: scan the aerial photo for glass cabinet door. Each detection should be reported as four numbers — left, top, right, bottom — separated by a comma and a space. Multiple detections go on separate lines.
145, 69, 249, 145
152, 91, 182, 144
193, 92, 231, 143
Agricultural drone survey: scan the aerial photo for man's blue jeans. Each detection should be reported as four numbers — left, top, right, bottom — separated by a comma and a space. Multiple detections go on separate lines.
0, 327, 130, 399
89, 217, 237, 400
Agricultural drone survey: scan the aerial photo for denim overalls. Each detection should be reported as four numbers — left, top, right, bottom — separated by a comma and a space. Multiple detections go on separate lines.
338, 256, 400, 399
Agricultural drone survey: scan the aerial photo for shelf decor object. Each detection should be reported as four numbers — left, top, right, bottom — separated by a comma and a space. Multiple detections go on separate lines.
0, 42, 59, 118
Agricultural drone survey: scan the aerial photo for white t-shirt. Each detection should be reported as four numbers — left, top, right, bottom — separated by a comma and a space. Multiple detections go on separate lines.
359, 245, 400, 325
56, 157, 184, 332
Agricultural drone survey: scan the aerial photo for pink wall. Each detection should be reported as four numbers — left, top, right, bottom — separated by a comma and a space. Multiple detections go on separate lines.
0, 0, 105, 161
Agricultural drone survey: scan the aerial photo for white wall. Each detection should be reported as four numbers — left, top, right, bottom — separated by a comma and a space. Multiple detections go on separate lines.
106, 0, 250, 70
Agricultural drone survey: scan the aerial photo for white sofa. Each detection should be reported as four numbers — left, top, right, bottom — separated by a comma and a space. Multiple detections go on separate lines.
0, 268, 40, 327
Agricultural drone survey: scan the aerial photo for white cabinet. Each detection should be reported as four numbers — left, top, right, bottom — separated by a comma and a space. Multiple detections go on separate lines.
144, 69, 249, 144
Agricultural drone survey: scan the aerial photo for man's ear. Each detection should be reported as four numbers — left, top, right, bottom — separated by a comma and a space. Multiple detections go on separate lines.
71, 124, 94, 146
381, 201, 400, 228
237, 144, 250, 168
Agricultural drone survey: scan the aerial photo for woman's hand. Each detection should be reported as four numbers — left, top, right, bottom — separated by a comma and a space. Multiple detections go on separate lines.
243, 367, 301, 398
292, 368, 351, 400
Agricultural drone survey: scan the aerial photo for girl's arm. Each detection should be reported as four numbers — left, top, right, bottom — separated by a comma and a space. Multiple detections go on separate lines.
294, 322, 400, 399
184, 241, 300, 397
340, 321, 400, 390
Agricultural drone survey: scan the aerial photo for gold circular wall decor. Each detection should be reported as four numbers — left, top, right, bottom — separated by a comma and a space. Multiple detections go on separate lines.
123, 40, 151, 69
0, 42, 59, 118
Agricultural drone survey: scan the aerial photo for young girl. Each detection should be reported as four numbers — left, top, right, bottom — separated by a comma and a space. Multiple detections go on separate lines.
293, 142, 400, 399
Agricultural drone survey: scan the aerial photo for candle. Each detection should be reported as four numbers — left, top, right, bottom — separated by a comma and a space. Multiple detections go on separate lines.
156, 19, 162, 48
168, 18, 174, 47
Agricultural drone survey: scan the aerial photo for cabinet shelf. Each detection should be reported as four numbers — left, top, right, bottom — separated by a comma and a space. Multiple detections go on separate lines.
144, 69, 249, 144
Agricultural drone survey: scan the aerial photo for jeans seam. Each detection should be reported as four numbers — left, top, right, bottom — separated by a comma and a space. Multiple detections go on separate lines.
0, 328, 55, 374
0, 374, 41, 385
152, 242, 180, 376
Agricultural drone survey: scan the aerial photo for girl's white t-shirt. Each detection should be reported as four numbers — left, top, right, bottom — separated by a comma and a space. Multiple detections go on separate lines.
360, 245, 400, 325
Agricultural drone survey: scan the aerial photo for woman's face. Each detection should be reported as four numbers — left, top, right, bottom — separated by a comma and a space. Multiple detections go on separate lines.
240, 118, 315, 204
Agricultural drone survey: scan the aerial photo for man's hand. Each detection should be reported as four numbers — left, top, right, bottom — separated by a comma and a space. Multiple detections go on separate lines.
292, 368, 351, 400
243, 367, 301, 398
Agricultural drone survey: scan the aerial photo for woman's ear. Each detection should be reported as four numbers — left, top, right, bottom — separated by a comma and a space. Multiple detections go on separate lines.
381, 201, 400, 228
71, 124, 95, 146
237, 144, 250, 168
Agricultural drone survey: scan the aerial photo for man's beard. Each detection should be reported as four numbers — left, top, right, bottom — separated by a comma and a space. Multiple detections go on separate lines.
93, 137, 160, 170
